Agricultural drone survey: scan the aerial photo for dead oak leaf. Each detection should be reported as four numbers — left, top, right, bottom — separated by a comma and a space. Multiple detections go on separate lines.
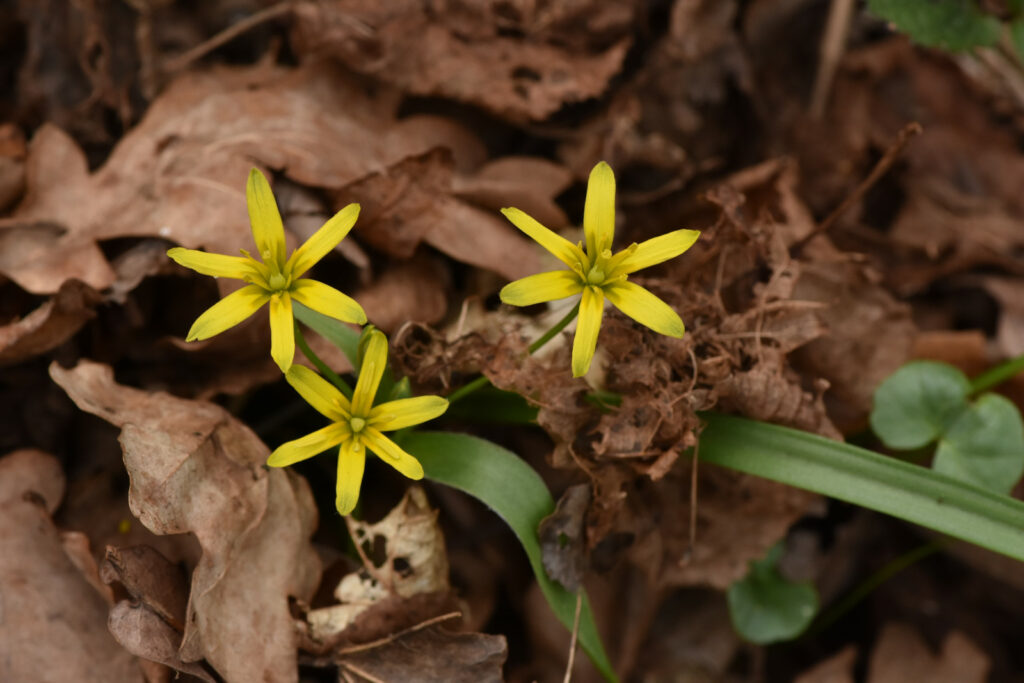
49, 360, 321, 683
291, 0, 631, 121
0, 449, 139, 683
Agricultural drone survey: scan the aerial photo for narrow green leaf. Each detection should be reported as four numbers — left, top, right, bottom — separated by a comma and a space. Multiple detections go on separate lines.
444, 386, 540, 424
728, 544, 818, 644
399, 431, 618, 682
934, 393, 1024, 494
293, 301, 361, 367
868, 0, 1002, 52
698, 413, 1024, 563
870, 361, 970, 449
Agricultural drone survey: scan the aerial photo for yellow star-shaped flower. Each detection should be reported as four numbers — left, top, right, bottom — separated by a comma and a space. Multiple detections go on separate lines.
167, 168, 367, 372
499, 161, 700, 377
268, 330, 448, 515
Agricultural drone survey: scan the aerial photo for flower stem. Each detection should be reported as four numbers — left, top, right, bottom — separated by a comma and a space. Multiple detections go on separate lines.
970, 352, 1024, 395
449, 301, 582, 403
294, 323, 354, 399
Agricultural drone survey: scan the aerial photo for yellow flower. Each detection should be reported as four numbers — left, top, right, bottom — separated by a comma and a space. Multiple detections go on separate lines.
267, 330, 448, 515
499, 161, 700, 377
167, 168, 367, 372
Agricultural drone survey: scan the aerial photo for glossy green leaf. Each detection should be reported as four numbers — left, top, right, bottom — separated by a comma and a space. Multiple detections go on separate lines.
934, 393, 1024, 494
727, 544, 818, 644
399, 431, 618, 682
870, 361, 969, 450
698, 413, 1024, 563
293, 300, 361, 367
444, 386, 539, 424
868, 0, 1001, 52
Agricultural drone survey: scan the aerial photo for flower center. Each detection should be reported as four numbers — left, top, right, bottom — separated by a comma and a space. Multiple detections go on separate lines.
267, 272, 288, 291
586, 266, 605, 285
349, 417, 366, 433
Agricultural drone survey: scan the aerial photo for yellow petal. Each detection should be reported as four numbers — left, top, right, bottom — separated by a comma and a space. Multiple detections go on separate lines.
351, 329, 387, 416
267, 423, 349, 467
186, 284, 269, 341
611, 229, 700, 276
167, 248, 253, 280
269, 293, 295, 372
362, 428, 424, 480
285, 365, 351, 420
336, 438, 366, 516
500, 270, 582, 307
571, 286, 604, 378
583, 161, 616, 258
246, 168, 287, 267
290, 279, 367, 325
288, 203, 360, 278
370, 396, 449, 432
500, 207, 585, 271
605, 280, 684, 338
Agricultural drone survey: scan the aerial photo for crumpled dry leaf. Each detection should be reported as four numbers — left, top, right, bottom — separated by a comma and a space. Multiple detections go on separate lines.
0, 278, 101, 366
337, 619, 507, 683
306, 486, 452, 645
50, 360, 321, 683
0, 448, 140, 682
794, 645, 856, 683
107, 601, 214, 683
866, 623, 989, 683
291, 0, 633, 121
0, 123, 26, 211
538, 483, 591, 592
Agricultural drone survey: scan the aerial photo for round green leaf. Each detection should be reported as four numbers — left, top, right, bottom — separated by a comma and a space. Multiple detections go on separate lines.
933, 393, 1024, 494
727, 545, 818, 644
870, 361, 970, 450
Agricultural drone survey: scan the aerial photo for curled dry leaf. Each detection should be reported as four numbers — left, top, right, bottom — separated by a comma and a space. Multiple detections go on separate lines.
0, 278, 102, 366
538, 483, 591, 592
291, 0, 632, 121
337, 621, 507, 683
49, 360, 321, 683
306, 487, 452, 645
866, 623, 989, 683
107, 601, 215, 683
0, 449, 139, 683
0, 123, 26, 212
101, 545, 189, 632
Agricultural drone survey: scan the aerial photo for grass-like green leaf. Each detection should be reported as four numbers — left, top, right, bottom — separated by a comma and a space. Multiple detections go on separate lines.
934, 393, 1024, 494
727, 544, 818, 644
868, 0, 1001, 52
870, 360, 970, 449
293, 301, 361, 367
399, 431, 618, 682
699, 413, 1024, 563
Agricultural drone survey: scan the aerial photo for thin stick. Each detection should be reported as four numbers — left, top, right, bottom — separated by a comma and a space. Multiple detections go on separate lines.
295, 323, 354, 398
686, 439, 700, 561
795, 121, 923, 252
809, 0, 856, 118
562, 591, 584, 683
163, 3, 293, 73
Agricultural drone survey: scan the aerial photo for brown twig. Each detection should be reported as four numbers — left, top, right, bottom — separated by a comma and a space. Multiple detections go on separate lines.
163, 3, 294, 74
562, 591, 584, 683
809, 0, 856, 118
793, 121, 923, 253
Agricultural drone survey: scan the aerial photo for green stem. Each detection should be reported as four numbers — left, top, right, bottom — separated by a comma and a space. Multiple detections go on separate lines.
449, 302, 581, 403
970, 352, 1024, 395
809, 539, 945, 634
294, 323, 354, 399
529, 301, 581, 354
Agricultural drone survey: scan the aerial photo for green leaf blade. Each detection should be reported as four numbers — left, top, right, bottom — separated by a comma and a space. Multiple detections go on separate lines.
870, 360, 970, 450
868, 0, 1002, 52
293, 300, 361, 367
399, 431, 618, 682
699, 413, 1024, 563
934, 393, 1024, 494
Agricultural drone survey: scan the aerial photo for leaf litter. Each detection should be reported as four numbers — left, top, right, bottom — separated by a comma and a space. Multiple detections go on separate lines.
4, 0, 1024, 680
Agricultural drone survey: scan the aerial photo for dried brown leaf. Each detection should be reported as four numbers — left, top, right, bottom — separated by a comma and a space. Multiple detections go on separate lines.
101, 545, 189, 631
338, 622, 507, 683
0, 278, 101, 365
538, 483, 591, 592
108, 601, 215, 683
0, 450, 139, 682
50, 360, 321, 683
866, 623, 989, 683
291, 0, 632, 121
